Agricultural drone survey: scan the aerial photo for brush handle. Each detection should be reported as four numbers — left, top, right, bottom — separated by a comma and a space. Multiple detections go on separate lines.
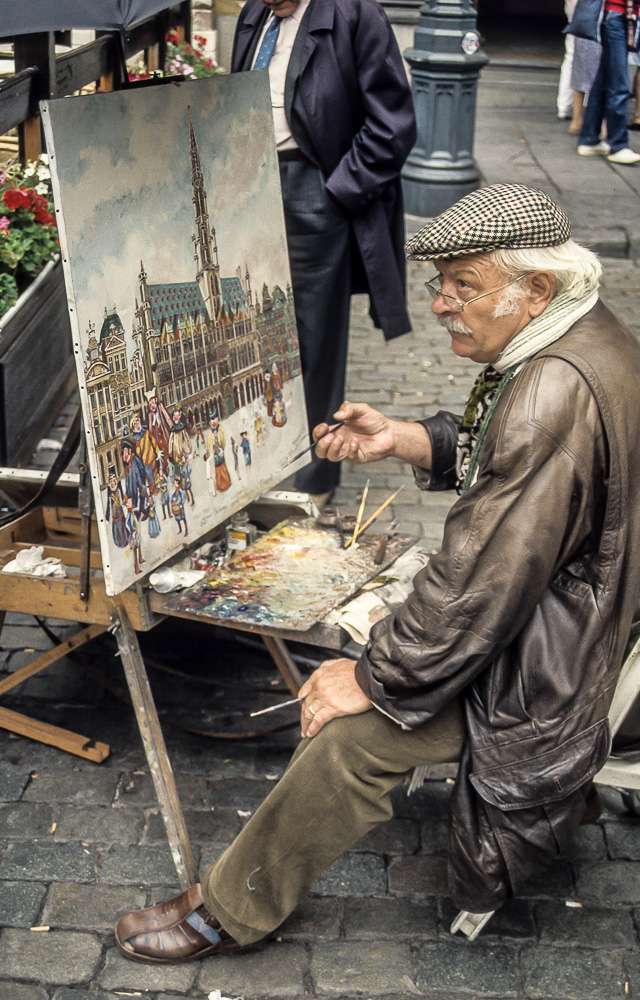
355, 485, 405, 540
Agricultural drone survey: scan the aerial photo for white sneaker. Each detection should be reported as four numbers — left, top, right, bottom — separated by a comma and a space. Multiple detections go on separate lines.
577, 141, 611, 156
607, 147, 640, 165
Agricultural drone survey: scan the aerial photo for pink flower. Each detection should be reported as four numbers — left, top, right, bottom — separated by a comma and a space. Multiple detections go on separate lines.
0, 215, 9, 230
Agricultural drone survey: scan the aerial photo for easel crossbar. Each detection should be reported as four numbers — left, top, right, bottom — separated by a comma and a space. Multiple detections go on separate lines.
0, 623, 107, 696
0, 705, 109, 761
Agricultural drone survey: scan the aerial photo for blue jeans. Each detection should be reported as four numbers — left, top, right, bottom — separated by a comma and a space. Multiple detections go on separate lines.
579, 12, 631, 153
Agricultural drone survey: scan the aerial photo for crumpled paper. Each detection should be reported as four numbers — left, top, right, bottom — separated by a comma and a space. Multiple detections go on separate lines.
208, 991, 244, 1000
324, 545, 431, 644
2, 545, 66, 578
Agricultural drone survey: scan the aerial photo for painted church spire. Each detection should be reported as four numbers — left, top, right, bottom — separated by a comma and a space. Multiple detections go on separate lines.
188, 106, 222, 321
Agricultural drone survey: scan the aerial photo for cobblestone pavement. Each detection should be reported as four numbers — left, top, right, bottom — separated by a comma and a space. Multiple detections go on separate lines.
3, 65, 640, 1000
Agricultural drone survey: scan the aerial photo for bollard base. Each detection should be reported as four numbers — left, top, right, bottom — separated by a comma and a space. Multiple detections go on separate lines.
402, 160, 481, 218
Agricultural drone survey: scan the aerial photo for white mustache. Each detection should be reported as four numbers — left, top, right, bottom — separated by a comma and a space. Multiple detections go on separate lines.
437, 315, 471, 336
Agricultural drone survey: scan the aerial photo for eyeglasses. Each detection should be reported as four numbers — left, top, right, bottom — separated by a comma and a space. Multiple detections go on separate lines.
424, 273, 523, 313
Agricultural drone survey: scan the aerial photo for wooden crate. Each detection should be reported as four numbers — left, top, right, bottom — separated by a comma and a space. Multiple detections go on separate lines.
0, 505, 160, 630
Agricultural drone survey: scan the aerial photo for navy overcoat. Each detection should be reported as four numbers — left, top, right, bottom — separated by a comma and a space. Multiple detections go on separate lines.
231, 0, 417, 340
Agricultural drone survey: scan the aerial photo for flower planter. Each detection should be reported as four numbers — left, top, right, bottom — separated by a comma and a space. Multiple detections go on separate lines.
0, 258, 75, 466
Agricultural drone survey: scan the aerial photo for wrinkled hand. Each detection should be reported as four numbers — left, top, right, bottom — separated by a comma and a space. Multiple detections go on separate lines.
298, 658, 373, 738
313, 402, 395, 466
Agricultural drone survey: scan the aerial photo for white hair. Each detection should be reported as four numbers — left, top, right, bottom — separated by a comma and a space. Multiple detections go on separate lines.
487, 239, 602, 302
492, 279, 528, 318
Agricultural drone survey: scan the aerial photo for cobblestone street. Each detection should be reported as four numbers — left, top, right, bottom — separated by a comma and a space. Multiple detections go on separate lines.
2, 59, 640, 1000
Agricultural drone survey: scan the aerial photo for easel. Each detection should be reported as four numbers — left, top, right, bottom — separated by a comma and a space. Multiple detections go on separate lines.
0, 444, 347, 890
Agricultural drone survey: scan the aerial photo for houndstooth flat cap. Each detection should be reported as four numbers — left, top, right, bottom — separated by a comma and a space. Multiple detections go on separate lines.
405, 183, 571, 261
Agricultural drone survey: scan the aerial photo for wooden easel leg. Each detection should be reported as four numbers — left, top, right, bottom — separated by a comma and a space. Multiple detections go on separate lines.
112, 605, 198, 889
261, 636, 304, 695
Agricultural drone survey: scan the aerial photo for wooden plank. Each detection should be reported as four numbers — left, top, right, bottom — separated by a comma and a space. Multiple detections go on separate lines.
14, 33, 55, 163
113, 603, 198, 888
3, 509, 46, 545
42, 506, 87, 534
0, 705, 109, 761
0, 571, 153, 631
0, 69, 38, 136
0, 623, 106, 696
19, 116, 41, 163
54, 36, 116, 97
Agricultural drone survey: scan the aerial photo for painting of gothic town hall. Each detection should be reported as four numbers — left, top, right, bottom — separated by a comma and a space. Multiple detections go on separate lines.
42, 74, 307, 594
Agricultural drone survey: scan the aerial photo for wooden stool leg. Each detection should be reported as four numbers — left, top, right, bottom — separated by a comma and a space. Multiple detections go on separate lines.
262, 635, 304, 695
112, 605, 198, 889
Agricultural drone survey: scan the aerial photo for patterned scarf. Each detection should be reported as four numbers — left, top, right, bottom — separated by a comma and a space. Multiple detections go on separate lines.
456, 366, 518, 493
455, 287, 599, 494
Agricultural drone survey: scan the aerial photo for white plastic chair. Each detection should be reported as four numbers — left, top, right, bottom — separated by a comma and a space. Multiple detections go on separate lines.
451, 636, 640, 940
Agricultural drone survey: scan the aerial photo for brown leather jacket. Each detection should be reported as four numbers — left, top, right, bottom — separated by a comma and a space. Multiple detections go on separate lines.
356, 302, 640, 911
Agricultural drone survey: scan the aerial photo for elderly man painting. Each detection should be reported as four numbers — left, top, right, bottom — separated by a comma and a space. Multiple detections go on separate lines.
115, 184, 640, 961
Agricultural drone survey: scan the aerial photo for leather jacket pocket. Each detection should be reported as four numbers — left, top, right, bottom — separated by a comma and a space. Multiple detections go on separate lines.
469, 718, 610, 810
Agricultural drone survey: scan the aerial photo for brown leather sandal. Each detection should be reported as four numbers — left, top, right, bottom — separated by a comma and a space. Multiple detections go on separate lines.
115, 884, 257, 964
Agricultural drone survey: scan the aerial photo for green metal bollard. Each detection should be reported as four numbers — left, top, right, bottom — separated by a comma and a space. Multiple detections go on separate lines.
402, 0, 488, 218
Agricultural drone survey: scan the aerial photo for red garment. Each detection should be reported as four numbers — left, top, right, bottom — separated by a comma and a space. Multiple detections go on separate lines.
604, 0, 640, 15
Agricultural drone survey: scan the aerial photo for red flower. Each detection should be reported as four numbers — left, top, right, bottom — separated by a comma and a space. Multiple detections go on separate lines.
183, 43, 192, 53
3, 188, 30, 210
33, 205, 55, 226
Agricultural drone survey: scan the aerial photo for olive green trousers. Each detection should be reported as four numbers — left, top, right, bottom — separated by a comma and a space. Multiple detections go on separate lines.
201, 700, 465, 944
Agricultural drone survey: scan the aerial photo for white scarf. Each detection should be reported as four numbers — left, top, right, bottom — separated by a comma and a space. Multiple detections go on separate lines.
493, 288, 599, 374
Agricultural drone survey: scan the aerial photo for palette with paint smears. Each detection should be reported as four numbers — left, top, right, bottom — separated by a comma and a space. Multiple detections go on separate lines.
162, 518, 416, 630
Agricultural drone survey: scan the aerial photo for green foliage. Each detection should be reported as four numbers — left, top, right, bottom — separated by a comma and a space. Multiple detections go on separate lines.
129, 31, 225, 82
0, 271, 19, 317
0, 156, 59, 319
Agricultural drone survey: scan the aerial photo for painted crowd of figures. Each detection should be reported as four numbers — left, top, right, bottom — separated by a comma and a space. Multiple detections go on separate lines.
104, 362, 287, 576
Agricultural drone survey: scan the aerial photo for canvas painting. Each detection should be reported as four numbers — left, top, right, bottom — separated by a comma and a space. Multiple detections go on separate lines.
42, 74, 308, 595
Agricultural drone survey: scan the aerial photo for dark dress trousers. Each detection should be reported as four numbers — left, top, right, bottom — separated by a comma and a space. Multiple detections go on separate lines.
231, 0, 416, 492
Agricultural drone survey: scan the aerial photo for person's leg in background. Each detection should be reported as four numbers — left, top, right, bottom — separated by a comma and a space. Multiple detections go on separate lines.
600, 11, 634, 153
629, 55, 640, 127
279, 157, 352, 500
578, 19, 610, 149
558, 32, 575, 119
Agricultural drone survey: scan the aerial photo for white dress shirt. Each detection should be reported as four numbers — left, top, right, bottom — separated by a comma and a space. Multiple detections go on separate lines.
251, 0, 312, 150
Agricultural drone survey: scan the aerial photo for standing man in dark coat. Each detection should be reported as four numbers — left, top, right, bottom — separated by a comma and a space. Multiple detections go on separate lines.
231, 0, 416, 503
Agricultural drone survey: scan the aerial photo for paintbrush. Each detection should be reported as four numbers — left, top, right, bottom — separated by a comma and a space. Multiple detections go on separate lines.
355, 485, 405, 541
279, 420, 348, 471
348, 478, 370, 549
250, 695, 306, 717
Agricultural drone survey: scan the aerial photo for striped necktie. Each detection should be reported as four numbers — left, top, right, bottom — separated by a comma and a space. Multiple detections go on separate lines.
252, 16, 281, 70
